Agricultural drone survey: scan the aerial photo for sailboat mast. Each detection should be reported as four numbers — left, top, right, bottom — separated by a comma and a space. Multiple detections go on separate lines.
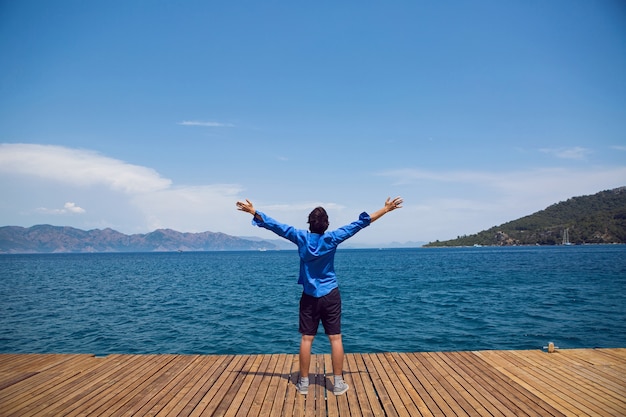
562, 228, 571, 245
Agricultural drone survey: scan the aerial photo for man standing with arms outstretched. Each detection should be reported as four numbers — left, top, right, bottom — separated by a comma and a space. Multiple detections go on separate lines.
236, 197, 403, 395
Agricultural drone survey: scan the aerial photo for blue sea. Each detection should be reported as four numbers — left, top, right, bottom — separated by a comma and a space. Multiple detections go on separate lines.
1, 246, 625, 356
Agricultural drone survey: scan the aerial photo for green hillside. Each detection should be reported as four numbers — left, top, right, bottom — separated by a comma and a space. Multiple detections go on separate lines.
425, 187, 626, 247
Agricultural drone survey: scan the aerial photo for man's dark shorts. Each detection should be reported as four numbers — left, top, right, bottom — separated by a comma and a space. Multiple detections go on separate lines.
299, 287, 342, 336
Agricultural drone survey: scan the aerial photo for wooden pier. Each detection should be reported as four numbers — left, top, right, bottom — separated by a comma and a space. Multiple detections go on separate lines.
0, 348, 624, 416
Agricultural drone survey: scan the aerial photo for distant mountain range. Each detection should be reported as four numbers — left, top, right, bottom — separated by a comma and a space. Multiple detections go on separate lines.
0, 226, 279, 254
3, 187, 624, 252
0, 223, 426, 253
426, 187, 626, 247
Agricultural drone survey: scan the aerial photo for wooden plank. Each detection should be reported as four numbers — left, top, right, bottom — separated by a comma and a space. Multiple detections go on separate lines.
344, 353, 373, 417
484, 350, 607, 416
0, 354, 20, 367
378, 353, 425, 416
155, 354, 227, 417
410, 352, 470, 417
375, 352, 417, 417
472, 351, 576, 414
141, 355, 218, 416
209, 353, 261, 417
445, 351, 529, 417
232, 354, 273, 417
460, 352, 545, 417
251, 353, 281, 417
292, 360, 306, 417
388, 353, 435, 417
179, 355, 239, 416
0, 354, 41, 375
211, 354, 259, 417
554, 350, 626, 402
476, 350, 584, 417
4, 355, 102, 416
313, 354, 327, 417
507, 349, 620, 416
553, 352, 626, 391
361, 353, 399, 417
0, 353, 95, 403
0, 349, 624, 417
581, 358, 626, 387
351, 353, 389, 417
301, 353, 324, 417
338, 352, 358, 417
303, 354, 317, 417
61, 354, 164, 417
382, 353, 436, 417
323, 354, 340, 417
122, 355, 202, 416
333, 353, 351, 417
536, 349, 626, 416
552, 361, 626, 411
267, 353, 294, 417
395, 352, 447, 417
189, 354, 252, 417
420, 352, 485, 417
438, 352, 513, 417
596, 348, 626, 365
0, 354, 101, 415
567, 348, 623, 365
387, 352, 436, 417
410, 352, 490, 417
281, 356, 299, 417
87, 354, 174, 416
43, 354, 144, 417
0, 371, 38, 391
96, 354, 179, 416
523, 350, 626, 415
0, 353, 83, 376
454, 351, 564, 417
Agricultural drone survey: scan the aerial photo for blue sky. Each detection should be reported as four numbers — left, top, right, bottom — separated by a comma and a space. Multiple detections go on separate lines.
1, 1, 625, 244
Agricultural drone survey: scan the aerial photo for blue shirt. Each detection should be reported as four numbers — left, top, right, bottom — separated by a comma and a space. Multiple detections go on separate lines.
252, 211, 371, 297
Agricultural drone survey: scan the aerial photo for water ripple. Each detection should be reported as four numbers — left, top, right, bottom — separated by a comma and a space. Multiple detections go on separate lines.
1, 246, 625, 355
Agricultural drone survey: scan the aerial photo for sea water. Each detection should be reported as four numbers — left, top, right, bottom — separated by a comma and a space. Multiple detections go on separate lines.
1, 246, 625, 355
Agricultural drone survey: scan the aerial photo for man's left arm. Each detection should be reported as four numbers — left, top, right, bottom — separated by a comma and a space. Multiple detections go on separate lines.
236, 199, 300, 244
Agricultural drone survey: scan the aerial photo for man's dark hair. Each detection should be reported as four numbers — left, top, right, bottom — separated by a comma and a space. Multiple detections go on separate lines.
308, 207, 329, 234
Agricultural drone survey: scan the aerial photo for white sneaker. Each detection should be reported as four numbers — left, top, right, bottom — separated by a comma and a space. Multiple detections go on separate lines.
333, 379, 349, 396
296, 378, 309, 395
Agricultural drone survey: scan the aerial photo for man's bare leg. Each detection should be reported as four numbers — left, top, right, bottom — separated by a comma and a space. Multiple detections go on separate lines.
328, 333, 349, 395
328, 333, 344, 376
296, 335, 314, 394
299, 334, 314, 378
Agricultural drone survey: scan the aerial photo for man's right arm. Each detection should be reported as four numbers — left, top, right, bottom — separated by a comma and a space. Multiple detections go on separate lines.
369, 197, 403, 223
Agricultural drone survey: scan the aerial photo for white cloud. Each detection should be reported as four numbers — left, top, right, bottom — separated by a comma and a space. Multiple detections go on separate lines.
3, 142, 624, 244
377, 165, 626, 241
178, 120, 235, 127
130, 184, 246, 232
611, 145, 626, 151
0, 143, 171, 194
539, 146, 591, 160
377, 168, 494, 185
0, 143, 252, 235
378, 166, 626, 196
264, 202, 345, 212
63, 202, 86, 213
35, 202, 86, 215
